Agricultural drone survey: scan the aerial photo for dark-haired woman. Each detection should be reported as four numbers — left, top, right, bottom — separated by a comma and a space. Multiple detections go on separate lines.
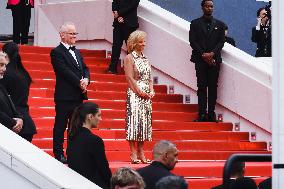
1, 42, 36, 142
67, 102, 112, 189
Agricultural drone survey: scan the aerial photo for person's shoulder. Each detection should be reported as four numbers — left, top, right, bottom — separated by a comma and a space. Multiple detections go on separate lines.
191, 17, 202, 24
51, 44, 64, 54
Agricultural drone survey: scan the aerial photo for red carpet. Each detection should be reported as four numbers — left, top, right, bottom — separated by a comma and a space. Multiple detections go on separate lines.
2, 44, 271, 189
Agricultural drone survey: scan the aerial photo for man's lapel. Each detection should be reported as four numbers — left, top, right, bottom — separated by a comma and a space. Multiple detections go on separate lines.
59, 43, 81, 70
207, 19, 217, 38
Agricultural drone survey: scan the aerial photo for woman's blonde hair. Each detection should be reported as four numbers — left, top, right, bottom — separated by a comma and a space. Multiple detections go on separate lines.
127, 30, 147, 53
0, 51, 8, 63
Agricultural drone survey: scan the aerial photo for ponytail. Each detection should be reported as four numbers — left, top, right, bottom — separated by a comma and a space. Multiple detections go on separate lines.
68, 102, 100, 140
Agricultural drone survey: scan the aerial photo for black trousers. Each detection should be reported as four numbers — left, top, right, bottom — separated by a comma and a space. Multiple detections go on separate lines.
108, 25, 136, 72
11, 2, 31, 44
53, 100, 82, 157
195, 61, 220, 115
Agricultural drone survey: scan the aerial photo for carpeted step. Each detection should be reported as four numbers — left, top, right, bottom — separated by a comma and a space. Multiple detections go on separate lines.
18, 45, 105, 57
30, 79, 167, 94
30, 107, 198, 121
42, 149, 270, 161
109, 161, 271, 177
33, 118, 233, 132
32, 129, 249, 141
29, 98, 198, 112
23, 62, 112, 74
29, 71, 127, 83
21, 53, 111, 65
29, 89, 183, 103
32, 138, 267, 151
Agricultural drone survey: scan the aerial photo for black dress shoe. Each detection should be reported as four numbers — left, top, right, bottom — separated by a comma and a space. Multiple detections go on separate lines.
208, 112, 217, 122
194, 114, 207, 122
55, 154, 67, 164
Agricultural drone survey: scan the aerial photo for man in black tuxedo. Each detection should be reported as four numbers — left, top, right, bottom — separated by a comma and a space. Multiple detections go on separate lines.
137, 140, 178, 189
107, 0, 140, 74
251, 7, 271, 57
0, 52, 23, 134
189, 0, 225, 122
50, 22, 90, 163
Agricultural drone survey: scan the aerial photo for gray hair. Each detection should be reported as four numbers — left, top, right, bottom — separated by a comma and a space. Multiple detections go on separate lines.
156, 176, 188, 189
59, 21, 75, 33
110, 167, 145, 189
153, 140, 176, 160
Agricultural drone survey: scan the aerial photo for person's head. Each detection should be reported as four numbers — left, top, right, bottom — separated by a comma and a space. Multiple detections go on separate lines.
257, 8, 269, 23
231, 177, 257, 189
230, 161, 245, 178
110, 167, 145, 189
153, 140, 178, 170
0, 52, 8, 79
156, 176, 188, 189
59, 22, 78, 45
127, 30, 147, 53
2, 42, 32, 83
68, 102, 102, 139
201, 0, 214, 17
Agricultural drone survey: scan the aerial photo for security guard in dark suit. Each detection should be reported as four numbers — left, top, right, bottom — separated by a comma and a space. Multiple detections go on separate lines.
107, 0, 140, 74
189, 0, 225, 122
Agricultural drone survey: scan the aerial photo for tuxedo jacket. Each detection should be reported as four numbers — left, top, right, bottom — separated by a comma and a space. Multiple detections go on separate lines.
0, 84, 22, 130
189, 16, 225, 64
112, 0, 140, 28
50, 43, 90, 102
67, 127, 112, 189
137, 161, 174, 189
251, 26, 271, 57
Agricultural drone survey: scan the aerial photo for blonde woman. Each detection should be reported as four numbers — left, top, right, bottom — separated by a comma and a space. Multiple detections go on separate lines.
124, 30, 154, 164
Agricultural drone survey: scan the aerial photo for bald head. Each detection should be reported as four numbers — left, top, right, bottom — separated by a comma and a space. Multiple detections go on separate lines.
153, 140, 178, 170
153, 140, 176, 159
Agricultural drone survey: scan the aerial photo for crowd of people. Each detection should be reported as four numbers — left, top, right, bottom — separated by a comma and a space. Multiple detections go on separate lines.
0, 0, 272, 188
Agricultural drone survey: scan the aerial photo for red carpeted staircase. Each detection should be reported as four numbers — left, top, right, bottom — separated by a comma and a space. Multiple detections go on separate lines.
7, 45, 271, 189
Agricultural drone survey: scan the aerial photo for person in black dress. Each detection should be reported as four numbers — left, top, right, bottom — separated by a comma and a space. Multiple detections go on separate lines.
1, 42, 36, 142
67, 102, 112, 189
0, 51, 23, 134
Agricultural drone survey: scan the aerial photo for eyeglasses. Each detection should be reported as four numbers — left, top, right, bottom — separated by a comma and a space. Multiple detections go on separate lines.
66, 32, 79, 35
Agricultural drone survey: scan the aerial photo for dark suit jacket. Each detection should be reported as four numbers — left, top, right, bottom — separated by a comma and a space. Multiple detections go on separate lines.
67, 127, 112, 189
251, 26, 271, 57
137, 161, 174, 189
112, 0, 140, 28
211, 179, 236, 189
50, 43, 90, 102
258, 177, 271, 189
189, 16, 225, 64
0, 84, 22, 130
0, 64, 36, 135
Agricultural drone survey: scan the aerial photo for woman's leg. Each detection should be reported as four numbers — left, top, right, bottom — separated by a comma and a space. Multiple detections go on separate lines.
138, 141, 151, 163
128, 140, 141, 164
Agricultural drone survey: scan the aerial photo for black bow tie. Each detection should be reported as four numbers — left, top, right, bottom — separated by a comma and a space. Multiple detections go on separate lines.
69, 46, 76, 51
